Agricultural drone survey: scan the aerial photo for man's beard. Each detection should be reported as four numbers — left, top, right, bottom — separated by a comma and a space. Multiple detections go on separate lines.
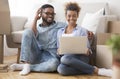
42, 17, 54, 25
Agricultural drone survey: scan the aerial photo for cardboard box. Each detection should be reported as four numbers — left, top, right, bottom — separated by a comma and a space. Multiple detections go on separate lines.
0, 64, 8, 69
96, 33, 113, 68
0, 35, 3, 63
0, 64, 8, 72
96, 45, 112, 68
0, 0, 11, 34
96, 33, 120, 68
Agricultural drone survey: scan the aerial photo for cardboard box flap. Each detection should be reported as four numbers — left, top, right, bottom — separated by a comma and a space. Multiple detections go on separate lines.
107, 21, 120, 33
97, 33, 112, 45
0, 0, 11, 34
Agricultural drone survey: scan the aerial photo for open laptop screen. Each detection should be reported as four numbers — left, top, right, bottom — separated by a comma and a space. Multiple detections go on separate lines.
58, 36, 88, 54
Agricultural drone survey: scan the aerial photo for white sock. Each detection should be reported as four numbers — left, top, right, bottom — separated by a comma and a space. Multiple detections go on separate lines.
10, 63, 24, 71
19, 64, 30, 76
98, 68, 113, 77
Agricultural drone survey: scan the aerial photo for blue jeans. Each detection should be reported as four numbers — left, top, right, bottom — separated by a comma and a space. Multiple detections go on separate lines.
57, 54, 95, 75
20, 29, 59, 72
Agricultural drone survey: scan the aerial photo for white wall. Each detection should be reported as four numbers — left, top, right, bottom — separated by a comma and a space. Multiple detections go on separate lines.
49, 0, 120, 19
8, 0, 120, 19
8, 0, 49, 16
108, 0, 120, 19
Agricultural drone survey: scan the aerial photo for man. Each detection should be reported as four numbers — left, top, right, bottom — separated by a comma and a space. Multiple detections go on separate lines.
10, 4, 66, 75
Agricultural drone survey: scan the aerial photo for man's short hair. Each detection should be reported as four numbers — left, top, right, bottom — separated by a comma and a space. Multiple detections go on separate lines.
41, 4, 54, 10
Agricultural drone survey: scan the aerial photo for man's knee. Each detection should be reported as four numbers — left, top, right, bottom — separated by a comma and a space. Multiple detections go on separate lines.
47, 58, 59, 71
23, 29, 34, 38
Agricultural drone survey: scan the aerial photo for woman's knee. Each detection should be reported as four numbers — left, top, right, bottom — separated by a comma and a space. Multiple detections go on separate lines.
57, 64, 67, 75
61, 55, 72, 64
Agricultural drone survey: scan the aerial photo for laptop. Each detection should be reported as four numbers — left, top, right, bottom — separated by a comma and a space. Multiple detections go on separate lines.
58, 36, 88, 54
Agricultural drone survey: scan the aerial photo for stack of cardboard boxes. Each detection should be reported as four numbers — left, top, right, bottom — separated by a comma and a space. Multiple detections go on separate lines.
96, 21, 120, 68
0, 0, 11, 64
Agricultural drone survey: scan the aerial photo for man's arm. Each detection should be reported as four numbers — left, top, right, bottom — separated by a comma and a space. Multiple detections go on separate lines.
86, 31, 94, 55
87, 31, 94, 40
32, 8, 41, 35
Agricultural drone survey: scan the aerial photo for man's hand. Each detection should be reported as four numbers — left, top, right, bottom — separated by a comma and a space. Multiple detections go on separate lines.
57, 48, 60, 55
35, 8, 41, 20
86, 48, 91, 56
87, 31, 94, 40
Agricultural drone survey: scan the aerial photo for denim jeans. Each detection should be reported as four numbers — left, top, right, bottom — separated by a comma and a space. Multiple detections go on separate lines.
20, 29, 60, 72
57, 54, 95, 75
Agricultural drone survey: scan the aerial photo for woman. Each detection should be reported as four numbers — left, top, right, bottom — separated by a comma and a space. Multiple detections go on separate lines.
57, 2, 112, 76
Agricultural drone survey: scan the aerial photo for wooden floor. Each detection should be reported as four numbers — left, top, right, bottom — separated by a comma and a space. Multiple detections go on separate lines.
0, 55, 111, 79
